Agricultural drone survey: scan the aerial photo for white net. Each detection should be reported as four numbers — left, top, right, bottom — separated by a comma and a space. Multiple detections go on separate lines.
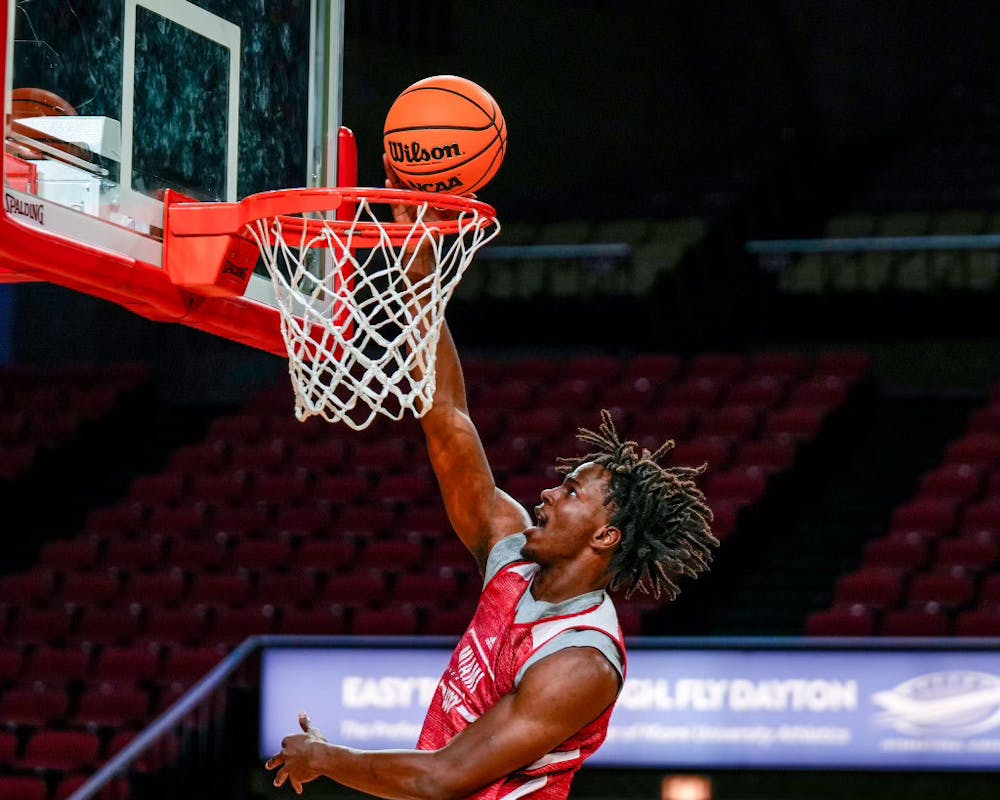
248, 193, 499, 430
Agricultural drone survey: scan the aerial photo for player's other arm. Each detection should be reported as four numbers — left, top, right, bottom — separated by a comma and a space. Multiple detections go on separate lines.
420, 320, 531, 570
268, 646, 620, 799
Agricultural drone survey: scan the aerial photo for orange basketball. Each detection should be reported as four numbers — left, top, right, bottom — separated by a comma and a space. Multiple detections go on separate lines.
384, 75, 507, 196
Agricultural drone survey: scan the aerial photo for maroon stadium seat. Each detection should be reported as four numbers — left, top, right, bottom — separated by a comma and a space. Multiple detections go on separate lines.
71, 684, 150, 728
889, 499, 959, 539
0, 568, 58, 605
863, 535, 930, 571
321, 572, 387, 606
280, 605, 347, 635
231, 539, 293, 571
954, 609, 1000, 636
623, 354, 683, 383
917, 464, 985, 502
726, 375, 790, 408
294, 539, 357, 572
121, 571, 187, 607
139, 608, 208, 646
0, 683, 70, 727
93, 646, 161, 686
934, 536, 999, 572
28, 645, 91, 684
697, 405, 761, 438
833, 568, 906, 609
0, 730, 16, 766
747, 352, 810, 380
351, 606, 420, 636
207, 605, 277, 644
7, 608, 74, 644
663, 377, 724, 408
907, 573, 977, 609
763, 406, 828, 440
60, 571, 122, 604
787, 376, 849, 409
187, 573, 253, 607
0, 776, 47, 800
880, 608, 951, 636
805, 606, 876, 636
943, 433, 1000, 468
39, 538, 100, 571
688, 353, 746, 381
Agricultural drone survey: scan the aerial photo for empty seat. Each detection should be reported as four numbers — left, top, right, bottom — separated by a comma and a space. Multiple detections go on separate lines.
314, 474, 370, 505
726, 376, 790, 407
207, 605, 277, 644
0, 683, 70, 726
881, 608, 950, 637
147, 505, 208, 538
394, 573, 462, 605
907, 573, 977, 609
934, 537, 999, 571
943, 433, 1000, 467
805, 606, 876, 636
958, 500, 1000, 537
763, 406, 828, 440
28, 646, 91, 684
376, 474, 436, 506
543, 379, 601, 410
71, 684, 150, 728
7, 608, 74, 644
863, 535, 930, 571
60, 571, 122, 605
93, 646, 161, 686
104, 539, 164, 571
954, 609, 1000, 636
704, 467, 768, 507
321, 572, 387, 606
231, 539, 292, 571
351, 606, 419, 636
294, 539, 356, 572
280, 605, 347, 635
663, 378, 724, 408
0, 569, 58, 605
833, 568, 906, 609
917, 464, 984, 501
129, 472, 188, 505
256, 571, 320, 607
169, 538, 230, 571
251, 473, 311, 505
337, 507, 394, 536
39, 538, 100, 571
734, 439, 796, 472
697, 406, 760, 438
889, 499, 959, 538
0, 647, 24, 683
140, 608, 208, 646
423, 606, 475, 636
0, 776, 47, 800
187, 573, 252, 607
210, 506, 272, 538
84, 503, 147, 538
121, 571, 187, 607
53, 773, 132, 800
190, 471, 248, 505
353, 439, 411, 472
670, 439, 732, 471
160, 646, 225, 686
0, 730, 16, 766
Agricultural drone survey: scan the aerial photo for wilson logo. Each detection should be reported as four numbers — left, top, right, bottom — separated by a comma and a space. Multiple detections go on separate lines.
5, 192, 44, 224
387, 139, 462, 163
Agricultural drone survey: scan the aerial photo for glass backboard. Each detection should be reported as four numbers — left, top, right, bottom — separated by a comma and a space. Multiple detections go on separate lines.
1, 0, 347, 350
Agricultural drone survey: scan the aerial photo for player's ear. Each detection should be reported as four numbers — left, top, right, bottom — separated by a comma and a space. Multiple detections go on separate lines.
593, 524, 621, 553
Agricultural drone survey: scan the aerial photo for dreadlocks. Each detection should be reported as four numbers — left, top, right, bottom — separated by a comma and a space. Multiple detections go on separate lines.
557, 409, 719, 601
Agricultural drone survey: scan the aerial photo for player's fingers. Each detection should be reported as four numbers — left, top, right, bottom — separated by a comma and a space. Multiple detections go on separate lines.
274, 766, 289, 787
292, 777, 304, 795
298, 712, 310, 733
265, 754, 284, 770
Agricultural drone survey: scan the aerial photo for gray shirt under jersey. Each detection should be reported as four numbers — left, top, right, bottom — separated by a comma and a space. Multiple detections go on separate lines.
484, 534, 625, 687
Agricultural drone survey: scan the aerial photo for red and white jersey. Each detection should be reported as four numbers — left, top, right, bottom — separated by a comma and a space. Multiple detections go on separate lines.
417, 542, 625, 800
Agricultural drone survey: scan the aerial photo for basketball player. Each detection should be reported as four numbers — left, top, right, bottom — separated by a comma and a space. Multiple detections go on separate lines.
265, 163, 718, 798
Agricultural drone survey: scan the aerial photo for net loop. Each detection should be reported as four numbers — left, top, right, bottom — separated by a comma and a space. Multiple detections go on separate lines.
245, 189, 498, 430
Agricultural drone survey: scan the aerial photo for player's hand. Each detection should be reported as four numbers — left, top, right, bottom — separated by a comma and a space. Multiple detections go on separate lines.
265, 712, 327, 795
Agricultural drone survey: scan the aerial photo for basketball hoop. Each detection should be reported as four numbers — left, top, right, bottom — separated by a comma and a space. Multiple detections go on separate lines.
165, 187, 499, 430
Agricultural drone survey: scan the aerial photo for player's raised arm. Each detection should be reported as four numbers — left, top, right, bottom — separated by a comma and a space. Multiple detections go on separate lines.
420, 321, 531, 570
384, 155, 529, 569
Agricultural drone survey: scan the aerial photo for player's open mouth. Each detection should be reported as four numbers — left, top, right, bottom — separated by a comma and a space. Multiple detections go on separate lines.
534, 506, 547, 525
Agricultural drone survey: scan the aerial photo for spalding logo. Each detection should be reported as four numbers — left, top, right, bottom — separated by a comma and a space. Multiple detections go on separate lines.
871, 671, 1000, 737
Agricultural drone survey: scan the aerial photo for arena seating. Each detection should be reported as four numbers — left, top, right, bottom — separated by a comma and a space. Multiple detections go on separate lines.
0, 349, 867, 793
807, 378, 1000, 636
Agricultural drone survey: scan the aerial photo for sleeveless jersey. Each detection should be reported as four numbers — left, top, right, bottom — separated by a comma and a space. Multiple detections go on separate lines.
416, 558, 626, 800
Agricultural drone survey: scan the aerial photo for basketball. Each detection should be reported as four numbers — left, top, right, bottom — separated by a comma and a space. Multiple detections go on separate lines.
384, 75, 507, 196
10, 87, 77, 119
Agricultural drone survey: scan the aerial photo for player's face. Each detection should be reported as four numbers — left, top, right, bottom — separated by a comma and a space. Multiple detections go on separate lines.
524, 462, 614, 564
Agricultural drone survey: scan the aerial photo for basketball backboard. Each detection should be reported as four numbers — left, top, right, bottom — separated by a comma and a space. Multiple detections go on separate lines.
0, 0, 350, 353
